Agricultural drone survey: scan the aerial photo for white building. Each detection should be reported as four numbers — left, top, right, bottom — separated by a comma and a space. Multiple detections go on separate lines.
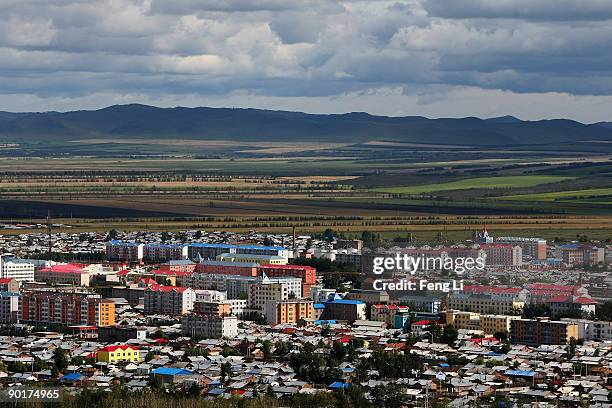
181, 314, 238, 339
195, 289, 227, 303
0, 254, 34, 282
561, 319, 612, 341
183, 273, 256, 299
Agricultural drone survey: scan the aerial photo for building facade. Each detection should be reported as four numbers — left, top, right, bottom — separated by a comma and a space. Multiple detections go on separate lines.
265, 299, 314, 325
143, 285, 195, 315
181, 314, 238, 338
19, 292, 115, 327
510, 318, 579, 346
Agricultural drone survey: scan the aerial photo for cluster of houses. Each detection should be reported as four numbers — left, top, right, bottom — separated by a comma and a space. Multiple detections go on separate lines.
0, 228, 609, 405
0, 316, 610, 406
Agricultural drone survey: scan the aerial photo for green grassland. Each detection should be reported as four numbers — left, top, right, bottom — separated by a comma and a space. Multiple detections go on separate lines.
372, 175, 573, 194
498, 188, 612, 202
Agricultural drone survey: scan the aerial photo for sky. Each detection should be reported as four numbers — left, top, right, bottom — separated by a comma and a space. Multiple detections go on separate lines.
1, 0, 612, 122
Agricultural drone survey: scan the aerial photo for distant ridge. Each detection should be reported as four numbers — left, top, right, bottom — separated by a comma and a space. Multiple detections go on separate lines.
0, 104, 610, 146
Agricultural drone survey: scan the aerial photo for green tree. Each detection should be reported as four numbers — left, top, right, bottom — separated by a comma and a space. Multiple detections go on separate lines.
441, 324, 458, 345
53, 347, 69, 373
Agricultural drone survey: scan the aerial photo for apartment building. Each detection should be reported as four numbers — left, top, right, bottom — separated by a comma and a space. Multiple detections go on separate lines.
143, 285, 195, 316
265, 299, 314, 325
371, 304, 409, 326
479, 244, 522, 266
559, 244, 604, 266
159, 259, 196, 273
445, 310, 481, 331
183, 273, 256, 299
0, 292, 19, 323
105, 241, 143, 262
448, 292, 525, 315
194, 260, 258, 277
20, 291, 115, 327
496, 237, 547, 260
143, 243, 184, 262
186, 243, 289, 261
345, 289, 390, 304
35, 263, 90, 286
321, 299, 366, 322
181, 313, 238, 339
480, 314, 521, 335
510, 318, 579, 346
193, 300, 232, 316
216, 253, 287, 265
258, 264, 317, 297
248, 276, 302, 311
560, 319, 612, 341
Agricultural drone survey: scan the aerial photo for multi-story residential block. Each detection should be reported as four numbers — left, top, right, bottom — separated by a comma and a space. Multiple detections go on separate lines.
96, 345, 140, 363
183, 273, 256, 299
479, 314, 521, 335
345, 289, 390, 304
19, 291, 115, 327
105, 241, 143, 262
0, 254, 34, 282
371, 304, 409, 326
462, 285, 528, 302
248, 276, 302, 310
334, 253, 363, 271
448, 291, 525, 315
227, 299, 247, 317
333, 239, 363, 251
143, 243, 184, 262
510, 318, 579, 346
193, 300, 232, 316
186, 243, 289, 261
479, 244, 522, 266
396, 295, 441, 313
0, 291, 19, 323
159, 259, 196, 273
258, 264, 316, 297
181, 313, 238, 338
496, 237, 547, 260
321, 299, 366, 322
559, 244, 604, 266
560, 319, 612, 341
143, 285, 195, 316
216, 253, 287, 265
194, 260, 258, 277
444, 310, 521, 334
444, 310, 481, 331
265, 299, 314, 325
35, 263, 90, 286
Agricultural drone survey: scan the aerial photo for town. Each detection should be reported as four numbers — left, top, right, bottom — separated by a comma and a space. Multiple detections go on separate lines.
0, 226, 609, 407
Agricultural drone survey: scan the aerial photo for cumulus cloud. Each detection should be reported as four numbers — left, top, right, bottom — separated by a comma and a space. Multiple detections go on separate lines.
0, 0, 611, 122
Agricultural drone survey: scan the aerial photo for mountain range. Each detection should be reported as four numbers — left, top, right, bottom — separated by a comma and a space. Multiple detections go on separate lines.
0, 104, 611, 147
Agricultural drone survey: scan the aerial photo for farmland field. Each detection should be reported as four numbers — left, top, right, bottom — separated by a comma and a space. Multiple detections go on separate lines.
372, 176, 573, 194
0, 146, 609, 241
498, 188, 612, 202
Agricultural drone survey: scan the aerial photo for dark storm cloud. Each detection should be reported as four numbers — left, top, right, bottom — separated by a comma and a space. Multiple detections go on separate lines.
421, 0, 612, 21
